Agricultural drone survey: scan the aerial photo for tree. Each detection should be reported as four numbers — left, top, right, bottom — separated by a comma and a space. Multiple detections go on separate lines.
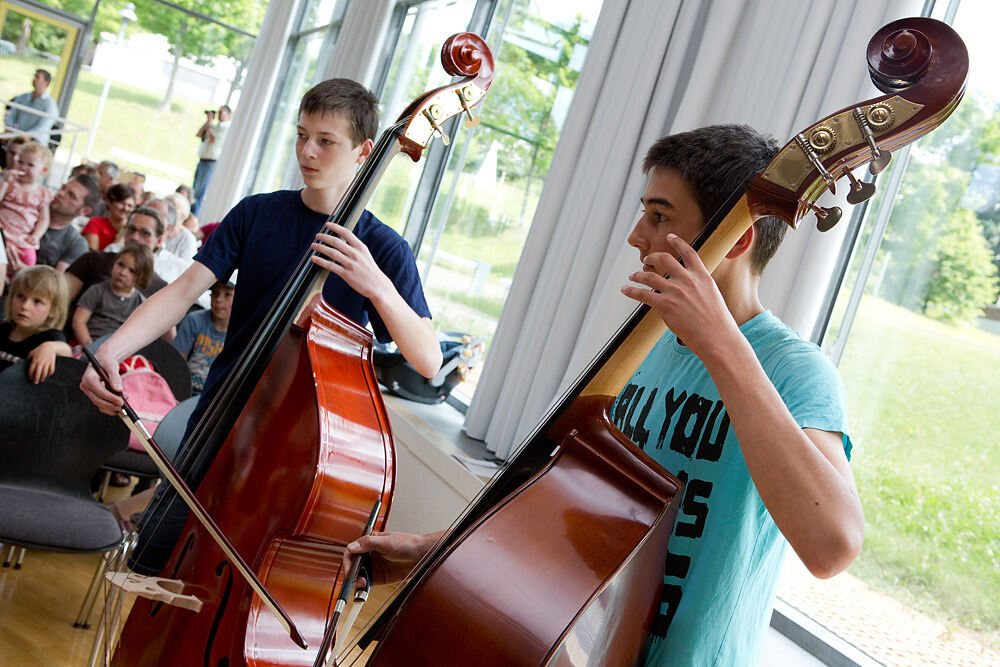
923, 208, 999, 323
131, 0, 264, 111
878, 89, 1000, 311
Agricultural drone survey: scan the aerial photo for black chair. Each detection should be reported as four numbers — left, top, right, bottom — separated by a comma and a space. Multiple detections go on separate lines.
94, 339, 193, 497
0, 356, 130, 617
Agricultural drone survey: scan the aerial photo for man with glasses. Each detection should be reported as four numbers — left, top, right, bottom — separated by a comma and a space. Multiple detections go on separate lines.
105, 204, 191, 285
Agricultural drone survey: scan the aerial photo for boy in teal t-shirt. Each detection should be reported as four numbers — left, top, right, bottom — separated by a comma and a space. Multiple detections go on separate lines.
339, 125, 863, 665
611, 124, 861, 664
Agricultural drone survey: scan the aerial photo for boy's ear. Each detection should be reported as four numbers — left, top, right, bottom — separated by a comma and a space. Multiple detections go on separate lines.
356, 138, 374, 163
725, 224, 754, 259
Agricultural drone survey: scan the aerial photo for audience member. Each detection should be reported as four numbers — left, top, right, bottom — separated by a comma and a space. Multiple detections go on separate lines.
3, 69, 59, 145
71, 244, 153, 346
172, 277, 233, 392
0, 141, 53, 275
87, 160, 119, 218
106, 204, 191, 285
124, 171, 145, 201
69, 162, 99, 181
38, 174, 101, 271
191, 105, 231, 215
65, 213, 169, 305
175, 184, 202, 240
81, 183, 134, 250
163, 192, 198, 259
0, 265, 71, 383
97, 161, 119, 193
2, 135, 30, 170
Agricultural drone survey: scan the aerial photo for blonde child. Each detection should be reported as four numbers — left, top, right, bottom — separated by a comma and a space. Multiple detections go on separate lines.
0, 141, 53, 274
72, 245, 154, 346
0, 265, 72, 383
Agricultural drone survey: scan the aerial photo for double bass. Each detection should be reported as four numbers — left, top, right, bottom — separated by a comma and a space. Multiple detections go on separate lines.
106, 34, 495, 667
342, 17, 968, 666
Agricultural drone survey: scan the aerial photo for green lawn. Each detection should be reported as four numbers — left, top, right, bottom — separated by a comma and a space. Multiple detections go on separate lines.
2, 54, 206, 186
841, 298, 1000, 646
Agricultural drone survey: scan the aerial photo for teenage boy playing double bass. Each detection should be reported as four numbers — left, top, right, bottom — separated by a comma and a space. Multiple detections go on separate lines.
81, 79, 443, 575
343, 124, 864, 665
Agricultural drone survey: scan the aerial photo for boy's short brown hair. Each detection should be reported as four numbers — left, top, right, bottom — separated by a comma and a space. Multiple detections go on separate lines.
643, 124, 785, 275
299, 78, 379, 145
6, 265, 69, 330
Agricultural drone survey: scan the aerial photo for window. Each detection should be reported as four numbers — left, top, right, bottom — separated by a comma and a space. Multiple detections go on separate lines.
776, 2, 1000, 661
369, 0, 602, 400
249, 0, 349, 194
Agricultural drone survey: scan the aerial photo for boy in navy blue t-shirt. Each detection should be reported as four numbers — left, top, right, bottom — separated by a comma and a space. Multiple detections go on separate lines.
82, 79, 442, 574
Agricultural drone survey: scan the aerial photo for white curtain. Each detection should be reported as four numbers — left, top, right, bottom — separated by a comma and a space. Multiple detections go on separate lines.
199, 0, 302, 224
319, 0, 394, 87
464, 0, 921, 459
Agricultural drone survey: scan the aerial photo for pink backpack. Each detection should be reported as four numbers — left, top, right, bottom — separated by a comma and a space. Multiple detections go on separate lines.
118, 354, 179, 451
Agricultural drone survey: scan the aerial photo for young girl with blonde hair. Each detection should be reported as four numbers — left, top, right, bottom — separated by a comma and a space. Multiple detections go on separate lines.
0, 265, 71, 382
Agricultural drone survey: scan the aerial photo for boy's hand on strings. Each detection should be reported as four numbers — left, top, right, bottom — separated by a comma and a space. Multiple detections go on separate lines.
621, 233, 740, 360
311, 222, 393, 302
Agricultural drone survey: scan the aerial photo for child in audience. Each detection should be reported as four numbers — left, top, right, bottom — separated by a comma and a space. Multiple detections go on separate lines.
172, 278, 233, 392
71, 245, 153, 346
0, 265, 71, 382
0, 141, 53, 274
81, 183, 135, 251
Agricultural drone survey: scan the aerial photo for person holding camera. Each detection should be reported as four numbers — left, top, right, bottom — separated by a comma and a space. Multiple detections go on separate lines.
191, 105, 231, 216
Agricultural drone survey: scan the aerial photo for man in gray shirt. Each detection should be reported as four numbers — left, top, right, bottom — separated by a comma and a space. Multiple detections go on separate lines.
3, 68, 60, 146
38, 174, 101, 271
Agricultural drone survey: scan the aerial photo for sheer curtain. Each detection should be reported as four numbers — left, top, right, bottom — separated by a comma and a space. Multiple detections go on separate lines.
198, 1, 302, 224
464, 0, 921, 459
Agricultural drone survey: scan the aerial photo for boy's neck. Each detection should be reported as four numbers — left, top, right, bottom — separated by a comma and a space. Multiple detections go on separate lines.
300, 184, 348, 216
211, 315, 229, 331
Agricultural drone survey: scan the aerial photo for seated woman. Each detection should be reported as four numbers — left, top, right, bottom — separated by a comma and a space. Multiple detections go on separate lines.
81, 183, 135, 251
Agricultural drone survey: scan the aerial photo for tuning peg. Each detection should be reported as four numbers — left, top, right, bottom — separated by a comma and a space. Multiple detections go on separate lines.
869, 149, 892, 174
801, 199, 842, 232
455, 87, 481, 129
842, 168, 877, 204
422, 106, 450, 146
852, 107, 892, 174
794, 134, 836, 195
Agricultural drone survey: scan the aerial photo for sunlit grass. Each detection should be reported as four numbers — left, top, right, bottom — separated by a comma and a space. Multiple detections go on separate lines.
2, 54, 207, 186
842, 297, 1000, 645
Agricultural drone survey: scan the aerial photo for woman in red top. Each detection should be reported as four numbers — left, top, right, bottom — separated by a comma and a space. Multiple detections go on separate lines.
82, 183, 134, 250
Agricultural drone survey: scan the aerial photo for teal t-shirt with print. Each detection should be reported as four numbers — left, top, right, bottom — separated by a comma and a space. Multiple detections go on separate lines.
611, 310, 851, 666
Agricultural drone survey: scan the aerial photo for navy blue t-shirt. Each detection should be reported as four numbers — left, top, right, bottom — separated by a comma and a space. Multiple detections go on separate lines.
193, 189, 431, 414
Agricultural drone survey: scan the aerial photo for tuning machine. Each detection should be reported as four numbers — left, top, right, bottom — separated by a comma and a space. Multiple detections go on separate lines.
801, 199, 843, 232
455, 86, 482, 129
852, 106, 892, 174
795, 133, 836, 195
422, 105, 451, 146
842, 167, 877, 205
